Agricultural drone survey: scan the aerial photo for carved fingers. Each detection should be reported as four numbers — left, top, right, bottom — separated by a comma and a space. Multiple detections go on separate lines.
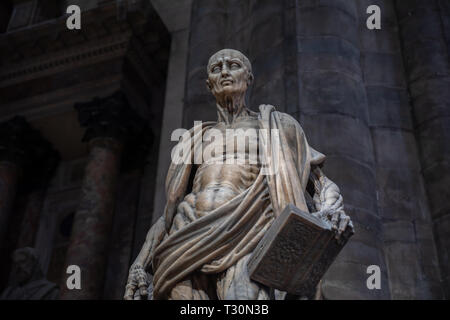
314, 208, 353, 240
336, 211, 352, 240
329, 210, 353, 239
137, 271, 148, 297
124, 264, 149, 300
124, 283, 136, 300
330, 210, 340, 231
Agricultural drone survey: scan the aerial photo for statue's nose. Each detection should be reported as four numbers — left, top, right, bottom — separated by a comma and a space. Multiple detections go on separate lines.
221, 67, 230, 76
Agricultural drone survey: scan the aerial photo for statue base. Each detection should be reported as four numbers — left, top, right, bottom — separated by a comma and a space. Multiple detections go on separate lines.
247, 203, 353, 297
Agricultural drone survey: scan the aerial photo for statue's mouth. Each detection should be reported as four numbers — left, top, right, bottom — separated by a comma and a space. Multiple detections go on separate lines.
220, 79, 233, 86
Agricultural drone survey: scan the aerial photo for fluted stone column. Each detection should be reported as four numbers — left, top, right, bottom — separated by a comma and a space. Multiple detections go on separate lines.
395, 0, 450, 298
60, 91, 148, 300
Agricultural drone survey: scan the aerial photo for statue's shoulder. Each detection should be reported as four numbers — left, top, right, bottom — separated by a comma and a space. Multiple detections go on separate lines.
279, 112, 301, 128
257, 104, 301, 129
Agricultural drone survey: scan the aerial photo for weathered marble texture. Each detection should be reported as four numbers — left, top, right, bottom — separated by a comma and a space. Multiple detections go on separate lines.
125, 46, 352, 300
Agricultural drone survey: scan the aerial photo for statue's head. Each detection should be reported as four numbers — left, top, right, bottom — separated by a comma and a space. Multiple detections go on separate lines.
206, 49, 254, 100
10, 247, 42, 285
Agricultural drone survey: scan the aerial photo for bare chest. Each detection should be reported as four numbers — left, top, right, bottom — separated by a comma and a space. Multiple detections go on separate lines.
202, 118, 260, 159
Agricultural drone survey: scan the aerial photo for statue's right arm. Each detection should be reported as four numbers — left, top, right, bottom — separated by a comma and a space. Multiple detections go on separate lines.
135, 216, 166, 268
124, 216, 166, 300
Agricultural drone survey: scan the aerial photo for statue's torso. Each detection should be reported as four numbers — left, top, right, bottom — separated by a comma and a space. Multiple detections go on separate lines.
186, 115, 261, 213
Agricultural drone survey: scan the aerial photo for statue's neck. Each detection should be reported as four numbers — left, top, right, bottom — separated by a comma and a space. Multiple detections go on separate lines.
216, 94, 249, 124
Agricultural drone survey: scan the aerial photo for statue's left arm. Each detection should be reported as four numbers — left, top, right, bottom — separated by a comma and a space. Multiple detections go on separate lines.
262, 107, 354, 238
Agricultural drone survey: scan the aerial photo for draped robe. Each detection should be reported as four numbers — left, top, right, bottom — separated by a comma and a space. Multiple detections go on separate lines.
151, 105, 325, 299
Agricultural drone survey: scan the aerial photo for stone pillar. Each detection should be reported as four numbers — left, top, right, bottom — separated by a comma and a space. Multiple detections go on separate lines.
355, 0, 443, 299
295, 1, 389, 299
59, 91, 148, 300
395, 0, 450, 298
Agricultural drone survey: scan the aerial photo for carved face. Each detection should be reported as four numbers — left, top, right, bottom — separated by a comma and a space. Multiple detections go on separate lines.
206, 49, 253, 99
11, 251, 34, 285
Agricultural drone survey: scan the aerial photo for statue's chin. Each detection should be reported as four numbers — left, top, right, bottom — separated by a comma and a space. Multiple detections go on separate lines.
215, 84, 246, 96
219, 87, 237, 96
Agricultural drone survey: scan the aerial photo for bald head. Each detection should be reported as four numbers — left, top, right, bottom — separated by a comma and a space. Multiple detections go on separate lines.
206, 48, 254, 114
207, 49, 252, 75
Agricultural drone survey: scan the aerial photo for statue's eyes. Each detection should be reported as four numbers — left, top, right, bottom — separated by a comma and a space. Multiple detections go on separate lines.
230, 62, 241, 70
211, 65, 221, 73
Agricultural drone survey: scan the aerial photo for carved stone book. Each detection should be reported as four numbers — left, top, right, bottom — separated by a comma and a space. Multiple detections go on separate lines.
248, 203, 353, 297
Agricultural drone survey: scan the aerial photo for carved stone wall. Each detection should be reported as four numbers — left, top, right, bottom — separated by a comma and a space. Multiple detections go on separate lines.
357, 0, 442, 299
292, 0, 388, 299
395, 0, 450, 299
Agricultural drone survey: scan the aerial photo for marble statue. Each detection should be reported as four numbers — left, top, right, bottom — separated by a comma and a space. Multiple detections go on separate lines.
124, 49, 353, 300
1, 247, 59, 300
